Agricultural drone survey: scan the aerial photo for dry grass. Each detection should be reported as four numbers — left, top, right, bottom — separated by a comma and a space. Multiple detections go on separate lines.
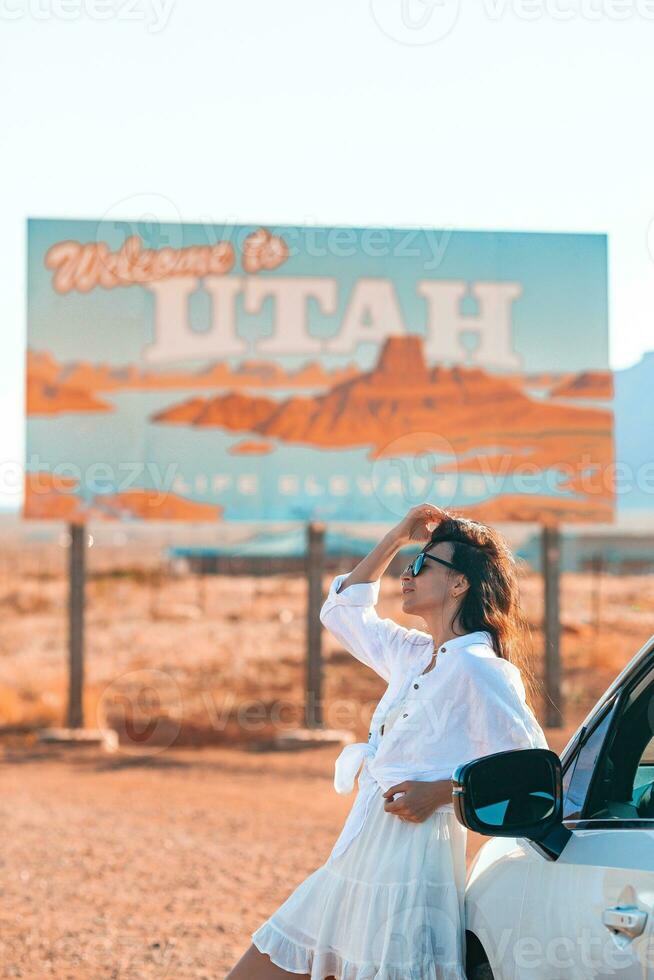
0, 563, 652, 745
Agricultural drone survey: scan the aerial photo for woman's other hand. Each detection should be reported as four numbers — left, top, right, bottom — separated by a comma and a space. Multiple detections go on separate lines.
382, 779, 451, 822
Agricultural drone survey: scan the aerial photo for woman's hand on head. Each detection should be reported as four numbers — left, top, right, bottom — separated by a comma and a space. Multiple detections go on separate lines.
392, 504, 447, 548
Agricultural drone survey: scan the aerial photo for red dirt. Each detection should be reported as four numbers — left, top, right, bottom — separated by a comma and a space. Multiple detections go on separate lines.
0, 563, 652, 977
0, 729, 576, 979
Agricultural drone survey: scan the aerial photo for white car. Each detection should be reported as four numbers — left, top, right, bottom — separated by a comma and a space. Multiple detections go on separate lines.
453, 634, 654, 980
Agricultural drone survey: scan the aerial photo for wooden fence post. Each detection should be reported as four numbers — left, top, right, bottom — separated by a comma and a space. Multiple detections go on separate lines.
541, 523, 563, 728
305, 521, 325, 728
67, 522, 86, 728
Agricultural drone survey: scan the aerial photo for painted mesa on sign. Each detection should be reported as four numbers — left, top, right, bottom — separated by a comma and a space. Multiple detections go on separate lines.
26, 335, 614, 524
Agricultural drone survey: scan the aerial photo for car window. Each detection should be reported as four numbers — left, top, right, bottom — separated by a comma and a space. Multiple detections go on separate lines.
582, 668, 654, 821
562, 700, 617, 820
641, 734, 654, 763
632, 735, 654, 809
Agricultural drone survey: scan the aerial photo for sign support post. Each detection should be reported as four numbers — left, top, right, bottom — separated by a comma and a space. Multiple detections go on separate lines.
541, 523, 563, 728
67, 522, 86, 728
305, 521, 325, 729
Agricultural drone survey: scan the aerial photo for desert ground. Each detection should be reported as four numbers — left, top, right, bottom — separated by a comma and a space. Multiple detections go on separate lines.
1, 554, 653, 977
1, 732, 580, 980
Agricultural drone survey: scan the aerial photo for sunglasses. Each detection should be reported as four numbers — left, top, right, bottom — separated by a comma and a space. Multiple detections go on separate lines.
402, 551, 457, 578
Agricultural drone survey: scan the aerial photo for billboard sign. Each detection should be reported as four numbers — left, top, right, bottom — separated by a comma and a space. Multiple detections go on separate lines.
25, 218, 613, 524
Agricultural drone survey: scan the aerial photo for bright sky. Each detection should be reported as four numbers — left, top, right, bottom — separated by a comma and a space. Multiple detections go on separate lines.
2, 0, 654, 511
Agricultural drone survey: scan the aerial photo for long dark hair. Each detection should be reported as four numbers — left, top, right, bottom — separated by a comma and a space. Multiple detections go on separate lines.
424, 514, 542, 716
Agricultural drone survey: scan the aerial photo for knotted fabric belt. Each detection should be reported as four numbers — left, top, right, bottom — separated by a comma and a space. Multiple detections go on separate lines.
333, 741, 377, 795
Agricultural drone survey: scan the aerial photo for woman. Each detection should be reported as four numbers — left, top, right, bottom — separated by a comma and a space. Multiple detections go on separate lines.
226, 503, 548, 980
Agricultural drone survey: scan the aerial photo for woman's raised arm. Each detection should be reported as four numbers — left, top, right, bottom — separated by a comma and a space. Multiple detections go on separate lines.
335, 504, 447, 594
320, 505, 447, 680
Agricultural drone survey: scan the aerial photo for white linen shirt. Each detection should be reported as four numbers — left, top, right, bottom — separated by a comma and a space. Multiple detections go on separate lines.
320, 572, 549, 861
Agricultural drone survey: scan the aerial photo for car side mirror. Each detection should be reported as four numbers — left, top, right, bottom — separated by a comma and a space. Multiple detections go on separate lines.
452, 748, 563, 841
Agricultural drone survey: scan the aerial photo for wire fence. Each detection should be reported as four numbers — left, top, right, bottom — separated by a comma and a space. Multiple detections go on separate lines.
1, 516, 654, 747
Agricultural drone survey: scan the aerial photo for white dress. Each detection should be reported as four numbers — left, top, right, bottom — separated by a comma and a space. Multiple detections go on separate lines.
251, 571, 548, 979
251, 691, 469, 980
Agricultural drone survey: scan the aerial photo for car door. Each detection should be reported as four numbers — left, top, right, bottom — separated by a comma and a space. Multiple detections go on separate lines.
514, 662, 654, 980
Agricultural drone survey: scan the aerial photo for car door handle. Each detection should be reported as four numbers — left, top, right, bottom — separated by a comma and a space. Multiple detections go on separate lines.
602, 906, 648, 939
